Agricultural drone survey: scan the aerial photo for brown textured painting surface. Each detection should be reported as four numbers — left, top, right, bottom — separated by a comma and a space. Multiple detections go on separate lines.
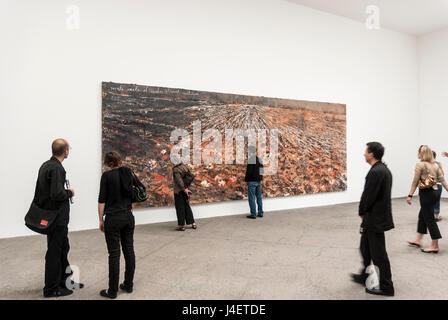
102, 82, 347, 208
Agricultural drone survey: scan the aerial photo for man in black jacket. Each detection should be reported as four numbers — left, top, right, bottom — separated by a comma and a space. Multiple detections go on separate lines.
34, 139, 82, 297
352, 142, 395, 297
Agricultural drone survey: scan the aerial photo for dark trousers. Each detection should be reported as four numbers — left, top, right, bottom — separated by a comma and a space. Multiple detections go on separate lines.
174, 192, 195, 226
418, 189, 442, 239
104, 213, 136, 293
360, 229, 394, 293
434, 184, 442, 214
44, 226, 70, 294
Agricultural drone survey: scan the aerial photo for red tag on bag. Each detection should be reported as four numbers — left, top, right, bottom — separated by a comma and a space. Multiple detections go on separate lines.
40, 220, 48, 226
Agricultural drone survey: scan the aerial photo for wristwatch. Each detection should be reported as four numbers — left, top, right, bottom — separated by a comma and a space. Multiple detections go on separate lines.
408, 195, 413, 198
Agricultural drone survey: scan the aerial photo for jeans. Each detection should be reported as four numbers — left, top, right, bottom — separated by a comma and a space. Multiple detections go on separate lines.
174, 191, 195, 226
44, 226, 71, 295
248, 181, 263, 217
104, 212, 136, 293
434, 183, 442, 214
418, 189, 442, 239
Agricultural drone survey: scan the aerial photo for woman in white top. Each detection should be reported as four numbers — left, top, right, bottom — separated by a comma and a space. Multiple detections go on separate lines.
407, 146, 448, 253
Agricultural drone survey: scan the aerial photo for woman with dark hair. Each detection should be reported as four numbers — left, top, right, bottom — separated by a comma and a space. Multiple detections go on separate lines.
407, 146, 448, 254
98, 151, 141, 298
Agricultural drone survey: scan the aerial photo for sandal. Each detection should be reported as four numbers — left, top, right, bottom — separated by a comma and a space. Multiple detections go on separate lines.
421, 248, 439, 254
408, 241, 422, 248
176, 226, 186, 231
191, 223, 197, 230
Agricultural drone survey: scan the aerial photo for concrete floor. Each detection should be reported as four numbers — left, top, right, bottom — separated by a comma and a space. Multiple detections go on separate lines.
1, 199, 447, 300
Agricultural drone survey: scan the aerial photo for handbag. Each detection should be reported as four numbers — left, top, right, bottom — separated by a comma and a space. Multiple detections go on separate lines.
119, 167, 148, 203
24, 201, 60, 235
130, 170, 148, 203
418, 162, 437, 190
182, 170, 195, 188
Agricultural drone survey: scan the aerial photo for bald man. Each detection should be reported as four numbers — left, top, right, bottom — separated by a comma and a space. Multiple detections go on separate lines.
33, 139, 81, 297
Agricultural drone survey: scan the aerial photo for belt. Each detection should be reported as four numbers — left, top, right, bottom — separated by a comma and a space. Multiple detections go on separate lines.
104, 208, 132, 216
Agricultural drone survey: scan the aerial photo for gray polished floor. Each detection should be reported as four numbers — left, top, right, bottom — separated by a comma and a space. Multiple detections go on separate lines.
1, 198, 447, 300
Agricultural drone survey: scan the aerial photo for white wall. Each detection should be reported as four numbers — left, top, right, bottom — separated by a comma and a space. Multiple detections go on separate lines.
0, 0, 420, 238
418, 27, 448, 188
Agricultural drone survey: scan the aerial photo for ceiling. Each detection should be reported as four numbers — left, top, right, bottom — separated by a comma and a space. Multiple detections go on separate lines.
284, 0, 448, 36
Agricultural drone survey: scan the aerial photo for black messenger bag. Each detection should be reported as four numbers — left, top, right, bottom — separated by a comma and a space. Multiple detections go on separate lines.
25, 201, 60, 235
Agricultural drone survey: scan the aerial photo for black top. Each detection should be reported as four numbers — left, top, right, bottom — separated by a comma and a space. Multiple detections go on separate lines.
33, 156, 72, 226
98, 167, 132, 215
244, 157, 264, 182
359, 161, 394, 232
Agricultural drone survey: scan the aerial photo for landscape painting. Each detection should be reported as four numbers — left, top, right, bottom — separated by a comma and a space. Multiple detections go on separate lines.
102, 81, 347, 208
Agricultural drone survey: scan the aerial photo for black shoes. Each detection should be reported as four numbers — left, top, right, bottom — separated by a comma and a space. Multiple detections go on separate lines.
351, 271, 394, 297
100, 284, 132, 298
120, 283, 133, 293
246, 213, 263, 219
365, 287, 395, 297
100, 289, 117, 299
43, 286, 73, 298
351, 273, 368, 285
62, 280, 84, 290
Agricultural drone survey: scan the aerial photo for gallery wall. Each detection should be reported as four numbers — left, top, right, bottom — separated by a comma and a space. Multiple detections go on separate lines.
0, 0, 421, 238
418, 27, 448, 184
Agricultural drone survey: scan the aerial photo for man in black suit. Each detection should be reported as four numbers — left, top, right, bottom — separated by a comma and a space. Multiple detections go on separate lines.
351, 142, 395, 296
34, 139, 83, 297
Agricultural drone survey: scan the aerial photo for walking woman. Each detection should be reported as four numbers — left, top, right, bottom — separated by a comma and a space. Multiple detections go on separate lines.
433, 151, 444, 222
98, 151, 139, 298
172, 162, 196, 231
407, 146, 448, 253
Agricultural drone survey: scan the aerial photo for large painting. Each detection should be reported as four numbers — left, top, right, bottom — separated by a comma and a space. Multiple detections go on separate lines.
102, 82, 346, 208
